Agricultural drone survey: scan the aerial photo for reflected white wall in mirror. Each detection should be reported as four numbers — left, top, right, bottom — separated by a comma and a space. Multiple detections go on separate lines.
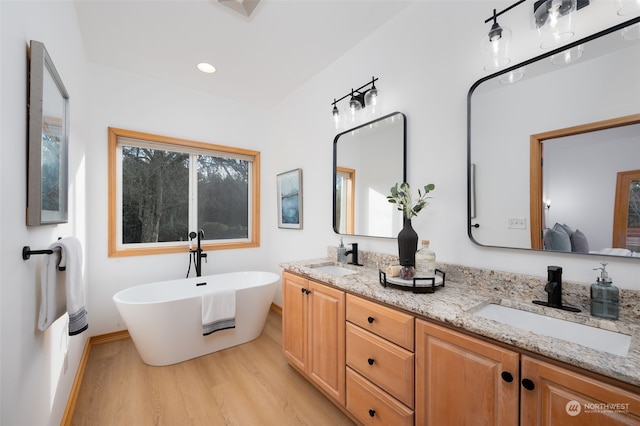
334, 112, 406, 239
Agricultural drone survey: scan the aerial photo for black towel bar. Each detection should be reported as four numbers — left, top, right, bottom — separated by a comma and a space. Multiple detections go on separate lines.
22, 245, 65, 271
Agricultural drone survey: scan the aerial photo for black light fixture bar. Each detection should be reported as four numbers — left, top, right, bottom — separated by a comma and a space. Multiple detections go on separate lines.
331, 76, 378, 108
484, 0, 526, 23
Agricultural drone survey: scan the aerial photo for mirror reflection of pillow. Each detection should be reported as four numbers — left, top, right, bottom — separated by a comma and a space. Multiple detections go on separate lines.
558, 223, 574, 236
570, 229, 589, 253
543, 224, 572, 252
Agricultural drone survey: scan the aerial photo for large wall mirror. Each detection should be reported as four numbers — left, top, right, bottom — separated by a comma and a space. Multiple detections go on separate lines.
468, 18, 640, 259
334, 112, 406, 239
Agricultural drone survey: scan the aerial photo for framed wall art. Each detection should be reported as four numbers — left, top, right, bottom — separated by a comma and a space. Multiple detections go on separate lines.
27, 40, 69, 225
277, 168, 302, 229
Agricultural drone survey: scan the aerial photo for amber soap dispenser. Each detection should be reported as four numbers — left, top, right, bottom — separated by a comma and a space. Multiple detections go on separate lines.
590, 262, 619, 320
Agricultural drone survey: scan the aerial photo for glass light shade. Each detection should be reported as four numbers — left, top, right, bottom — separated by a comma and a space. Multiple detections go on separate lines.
499, 67, 525, 85
480, 25, 512, 71
616, 0, 640, 15
550, 44, 584, 65
364, 87, 381, 118
534, 0, 577, 49
621, 22, 640, 41
332, 105, 341, 130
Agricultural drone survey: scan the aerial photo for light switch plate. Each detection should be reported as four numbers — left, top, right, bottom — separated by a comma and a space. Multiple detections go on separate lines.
508, 217, 526, 229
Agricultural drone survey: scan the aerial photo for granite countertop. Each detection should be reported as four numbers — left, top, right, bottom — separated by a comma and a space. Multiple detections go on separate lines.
280, 256, 640, 388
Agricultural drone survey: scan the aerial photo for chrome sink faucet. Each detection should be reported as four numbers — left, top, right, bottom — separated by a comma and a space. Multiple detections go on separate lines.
533, 266, 580, 312
345, 243, 363, 266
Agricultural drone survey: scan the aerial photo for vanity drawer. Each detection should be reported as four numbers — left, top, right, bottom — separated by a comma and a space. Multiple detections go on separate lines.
346, 368, 413, 426
346, 322, 414, 408
346, 294, 414, 351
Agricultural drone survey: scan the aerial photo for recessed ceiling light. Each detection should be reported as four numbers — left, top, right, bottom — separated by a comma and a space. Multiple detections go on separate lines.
197, 63, 216, 74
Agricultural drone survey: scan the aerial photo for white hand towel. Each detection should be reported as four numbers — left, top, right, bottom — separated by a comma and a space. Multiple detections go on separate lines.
37, 248, 65, 332
37, 237, 88, 335
202, 289, 236, 336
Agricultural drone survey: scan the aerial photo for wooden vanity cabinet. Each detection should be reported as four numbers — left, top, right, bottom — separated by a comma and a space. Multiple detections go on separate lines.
281, 272, 346, 405
345, 294, 415, 425
415, 319, 520, 426
521, 356, 640, 425
416, 319, 640, 426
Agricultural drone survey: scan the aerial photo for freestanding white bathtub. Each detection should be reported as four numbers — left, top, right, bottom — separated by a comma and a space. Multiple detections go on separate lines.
113, 271, 279, 366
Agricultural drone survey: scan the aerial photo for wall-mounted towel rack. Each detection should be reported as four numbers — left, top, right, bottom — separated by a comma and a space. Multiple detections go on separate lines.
22, 239, 65, 271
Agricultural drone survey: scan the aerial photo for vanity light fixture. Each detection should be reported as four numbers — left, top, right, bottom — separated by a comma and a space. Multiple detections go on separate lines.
480, 1, 525, 71
533, 0, 590, 49
331, 76, 380, 129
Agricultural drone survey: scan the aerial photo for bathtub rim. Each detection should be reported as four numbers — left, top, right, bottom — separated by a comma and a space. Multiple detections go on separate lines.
113, 270, 280, 306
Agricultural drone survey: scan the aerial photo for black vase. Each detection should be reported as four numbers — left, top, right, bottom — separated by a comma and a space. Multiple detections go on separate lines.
397, 218, 418, 266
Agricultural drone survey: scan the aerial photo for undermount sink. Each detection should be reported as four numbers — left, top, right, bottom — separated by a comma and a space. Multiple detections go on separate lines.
474, 303, 631, 357
308, 263, 358, 277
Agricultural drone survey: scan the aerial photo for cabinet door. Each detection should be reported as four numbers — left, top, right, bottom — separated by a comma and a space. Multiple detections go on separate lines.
521, 356, 640, 425
282, 272, 308, 371
415, 319, 520, 426
308, 280, 346, 405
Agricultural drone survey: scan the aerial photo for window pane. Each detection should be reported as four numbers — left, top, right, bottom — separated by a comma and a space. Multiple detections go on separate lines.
121, 146, 189, 243
197, 155, 249, 239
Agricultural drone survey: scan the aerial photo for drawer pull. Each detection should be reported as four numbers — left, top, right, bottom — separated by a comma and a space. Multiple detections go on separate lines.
367, 316, 374, 324
501, 371, 514, 383
368, 409, 376, 417
521, 378, 535, 391
367, 358, 375, 366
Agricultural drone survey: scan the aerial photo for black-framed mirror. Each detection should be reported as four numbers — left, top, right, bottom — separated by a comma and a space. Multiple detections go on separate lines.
468, 18, 640, 258
27, 40, 69, 226
333, 111, 406, 239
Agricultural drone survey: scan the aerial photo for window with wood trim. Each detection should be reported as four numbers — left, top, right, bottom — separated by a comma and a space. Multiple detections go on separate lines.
108, 128, 260, 257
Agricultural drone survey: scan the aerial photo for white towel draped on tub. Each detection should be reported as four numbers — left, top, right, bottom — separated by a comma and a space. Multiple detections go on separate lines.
202, 288, 236, 336
38, 237, 88, 335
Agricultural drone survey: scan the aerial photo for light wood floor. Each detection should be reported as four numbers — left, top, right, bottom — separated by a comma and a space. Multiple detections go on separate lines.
71, 310, 355, 425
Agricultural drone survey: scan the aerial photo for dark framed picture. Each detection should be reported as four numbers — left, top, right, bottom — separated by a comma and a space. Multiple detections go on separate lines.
277, 169, 302, 229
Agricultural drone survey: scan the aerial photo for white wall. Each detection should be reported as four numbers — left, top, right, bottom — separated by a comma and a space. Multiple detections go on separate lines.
0, 2, 89, 425
265, 1, 640, 294
2, 2, 639, 425
84, 63, 272, 336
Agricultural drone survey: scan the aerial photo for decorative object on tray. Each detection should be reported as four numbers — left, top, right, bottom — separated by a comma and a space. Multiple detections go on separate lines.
387, 182, 435, 267
379, 268, 445, 294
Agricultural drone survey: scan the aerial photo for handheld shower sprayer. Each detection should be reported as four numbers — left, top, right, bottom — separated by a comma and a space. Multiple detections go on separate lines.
187, 229, 207, 277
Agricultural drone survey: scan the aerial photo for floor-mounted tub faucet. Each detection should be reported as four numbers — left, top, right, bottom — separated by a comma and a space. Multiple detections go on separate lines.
189, 230, 207, 277
533, 265, 580, 312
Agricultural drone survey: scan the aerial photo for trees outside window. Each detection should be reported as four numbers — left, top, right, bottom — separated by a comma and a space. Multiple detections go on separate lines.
108, 128, 260, 257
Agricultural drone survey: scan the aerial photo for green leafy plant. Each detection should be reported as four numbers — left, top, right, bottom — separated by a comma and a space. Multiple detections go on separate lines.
387, 182, 435, 219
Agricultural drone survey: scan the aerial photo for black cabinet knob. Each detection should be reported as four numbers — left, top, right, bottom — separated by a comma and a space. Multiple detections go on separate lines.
301, 287, 305, 293
369, 409, 376, 417
367, 358, 375, 366
367, 316, 374, 324
522, 378, 535, 391
501, 371, 514, 383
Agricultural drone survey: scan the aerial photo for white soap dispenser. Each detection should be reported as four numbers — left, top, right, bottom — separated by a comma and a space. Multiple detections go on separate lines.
590, 262, 619, 320
337, 238, 347, 263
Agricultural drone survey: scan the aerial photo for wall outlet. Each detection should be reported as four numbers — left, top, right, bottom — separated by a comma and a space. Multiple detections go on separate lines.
507, 217, 526, 229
